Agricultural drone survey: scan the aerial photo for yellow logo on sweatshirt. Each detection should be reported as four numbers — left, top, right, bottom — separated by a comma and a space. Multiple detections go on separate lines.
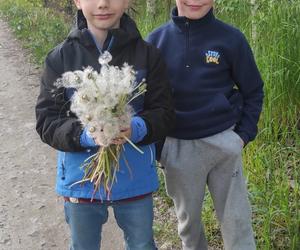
206, 50, 220, 64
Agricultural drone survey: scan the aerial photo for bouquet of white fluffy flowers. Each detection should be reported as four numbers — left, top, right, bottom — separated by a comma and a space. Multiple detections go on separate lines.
55, 51, 146, 198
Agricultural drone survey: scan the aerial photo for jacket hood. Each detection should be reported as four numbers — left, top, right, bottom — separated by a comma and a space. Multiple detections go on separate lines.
68, 10, 141, 52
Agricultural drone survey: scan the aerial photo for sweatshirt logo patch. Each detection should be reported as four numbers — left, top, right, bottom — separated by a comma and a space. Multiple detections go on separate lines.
205, 50, 220, 64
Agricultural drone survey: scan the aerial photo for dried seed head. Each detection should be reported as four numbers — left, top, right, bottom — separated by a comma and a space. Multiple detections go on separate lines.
81, 94, 89, 101
75, 75, 81, 82
98, 51, 112, 65
89, 126, 96, 133
86, 115, 92, 121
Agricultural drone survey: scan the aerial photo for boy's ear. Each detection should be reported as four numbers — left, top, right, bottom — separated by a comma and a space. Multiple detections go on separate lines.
73, 0, 81, 10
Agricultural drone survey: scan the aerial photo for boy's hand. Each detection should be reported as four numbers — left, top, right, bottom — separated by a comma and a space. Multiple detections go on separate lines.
233, 130, 245, 148
111, 128, 131, 145
240, 138, 245, 148
236, 134, 245, 147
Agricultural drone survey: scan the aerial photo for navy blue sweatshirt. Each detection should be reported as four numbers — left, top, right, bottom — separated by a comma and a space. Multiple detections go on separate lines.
147, 8, 264, 145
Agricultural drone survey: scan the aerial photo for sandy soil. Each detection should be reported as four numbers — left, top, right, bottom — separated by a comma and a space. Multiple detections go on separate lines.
0, 18, 124, 250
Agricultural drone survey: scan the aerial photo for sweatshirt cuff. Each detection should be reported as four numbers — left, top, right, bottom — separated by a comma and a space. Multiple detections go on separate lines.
131, 116, 147, 143
80, 127, 97, 148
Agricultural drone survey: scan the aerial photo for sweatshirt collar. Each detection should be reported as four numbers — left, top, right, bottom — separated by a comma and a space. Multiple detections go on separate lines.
171, 7, 215, 32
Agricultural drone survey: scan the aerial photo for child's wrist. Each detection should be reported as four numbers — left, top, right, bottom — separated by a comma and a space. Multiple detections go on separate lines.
130, 116, 147, 143
80, 127, 97, 148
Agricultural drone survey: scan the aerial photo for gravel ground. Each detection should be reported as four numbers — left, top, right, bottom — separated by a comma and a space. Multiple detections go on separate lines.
0, 18, 123, 250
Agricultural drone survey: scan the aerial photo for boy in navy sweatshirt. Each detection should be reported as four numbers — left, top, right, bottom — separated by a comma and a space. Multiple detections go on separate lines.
147, 0, 263, 249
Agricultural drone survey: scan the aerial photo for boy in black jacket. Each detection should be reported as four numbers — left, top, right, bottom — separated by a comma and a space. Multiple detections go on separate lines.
147, 0, 263, 249
35, 0, 174, 249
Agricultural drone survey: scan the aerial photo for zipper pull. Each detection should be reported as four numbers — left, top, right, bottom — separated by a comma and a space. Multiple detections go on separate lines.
185, 20, 189, 29
185, 19, 190, 68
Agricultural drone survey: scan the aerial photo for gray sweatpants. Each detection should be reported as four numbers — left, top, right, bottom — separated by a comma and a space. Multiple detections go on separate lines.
160, 128, 256, 250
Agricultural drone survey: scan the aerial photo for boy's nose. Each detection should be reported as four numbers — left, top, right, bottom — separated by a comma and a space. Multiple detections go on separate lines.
97, 0, 109, 9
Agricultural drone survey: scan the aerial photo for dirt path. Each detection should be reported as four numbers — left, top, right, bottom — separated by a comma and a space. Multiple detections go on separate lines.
0, 18, 123, 250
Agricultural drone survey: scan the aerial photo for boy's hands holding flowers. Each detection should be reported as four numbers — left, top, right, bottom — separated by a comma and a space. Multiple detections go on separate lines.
55, 51, 147, 197
91, 127, 131, 146
110, 127, 131, 145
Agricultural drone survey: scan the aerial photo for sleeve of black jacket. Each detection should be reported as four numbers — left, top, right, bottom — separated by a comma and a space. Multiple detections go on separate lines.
35, 50, 84, 152
138, 47, 175, 146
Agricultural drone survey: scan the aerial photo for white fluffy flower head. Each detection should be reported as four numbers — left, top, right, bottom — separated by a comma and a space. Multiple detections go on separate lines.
55, 51, 146, 146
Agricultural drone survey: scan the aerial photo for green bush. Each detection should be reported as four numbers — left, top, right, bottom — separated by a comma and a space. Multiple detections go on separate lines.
0, 0, 71, 64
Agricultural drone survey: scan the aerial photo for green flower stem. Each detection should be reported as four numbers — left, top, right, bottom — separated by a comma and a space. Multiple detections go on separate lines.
123, 136, 144, 154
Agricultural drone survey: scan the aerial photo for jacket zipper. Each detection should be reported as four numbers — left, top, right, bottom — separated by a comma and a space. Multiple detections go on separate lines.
185, 20, 190, 68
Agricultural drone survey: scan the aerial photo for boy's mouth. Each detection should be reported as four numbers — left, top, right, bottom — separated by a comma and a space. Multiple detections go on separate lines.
93, 14, 113, 20
185, 4, 204, 11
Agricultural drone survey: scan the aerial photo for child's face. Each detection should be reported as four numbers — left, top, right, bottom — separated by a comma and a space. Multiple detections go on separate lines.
74, 0, 129, 31
176, 0, 214, 20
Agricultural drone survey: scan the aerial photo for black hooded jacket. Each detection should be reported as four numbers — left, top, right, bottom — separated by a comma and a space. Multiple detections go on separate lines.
35, 12, 174, 158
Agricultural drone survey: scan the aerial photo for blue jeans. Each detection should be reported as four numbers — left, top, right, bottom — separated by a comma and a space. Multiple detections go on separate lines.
64, 195, 157, 250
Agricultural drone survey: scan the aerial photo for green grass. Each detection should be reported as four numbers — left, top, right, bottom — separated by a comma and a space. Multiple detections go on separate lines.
1, 0, 299, 248
0, 0, 70, 65
133, 1, 173, 38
